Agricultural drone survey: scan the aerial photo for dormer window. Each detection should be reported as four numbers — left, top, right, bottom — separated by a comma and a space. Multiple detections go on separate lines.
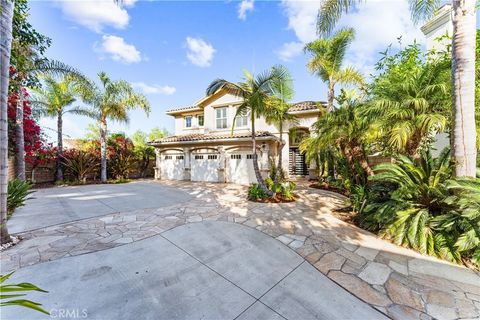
198, 115, 204, 127
185, 116, 192, 128
216, 107, 228, 129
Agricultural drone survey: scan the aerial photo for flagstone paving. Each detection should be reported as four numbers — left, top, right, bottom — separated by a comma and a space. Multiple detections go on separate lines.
1, 180, 479, 320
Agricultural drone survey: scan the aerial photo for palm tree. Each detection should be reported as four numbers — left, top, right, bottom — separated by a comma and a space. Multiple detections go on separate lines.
206, 66, 290, 195
264, 67, 298, 182
304, 28, 364, 112
317, 0, 477, 177
0, 0, 15, 244
79, 72, 150, 182
30, 75, 91, 181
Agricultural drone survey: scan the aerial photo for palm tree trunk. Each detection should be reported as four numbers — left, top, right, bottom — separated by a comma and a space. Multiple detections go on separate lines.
15, 89, 25, 181
327, 81, 335, 112
0, 0, 14, 244
100, 118, 107, 182
56, 111, 64, 181
352, 145, 374, 176
275, 122, 284, 183
251, 112, 272, 196
451, 0, 477, 177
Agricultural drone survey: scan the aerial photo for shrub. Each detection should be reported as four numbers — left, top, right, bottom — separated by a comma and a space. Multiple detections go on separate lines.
248, 184, 268, 201
62, 149, 99, 183
0, 272, 49, 315
281, 181, 296, 201
108, 136, 136, 180
7, 179, 34, 218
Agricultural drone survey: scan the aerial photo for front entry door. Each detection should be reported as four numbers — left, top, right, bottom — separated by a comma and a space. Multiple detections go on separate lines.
289, 148, 308, 176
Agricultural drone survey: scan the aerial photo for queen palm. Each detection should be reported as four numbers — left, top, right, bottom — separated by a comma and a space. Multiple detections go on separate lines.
31, 75, 91, 181
317, 0, 477, 177
206, 66, 290, 194
304, 28, 364, 112
79, 72, 150, 182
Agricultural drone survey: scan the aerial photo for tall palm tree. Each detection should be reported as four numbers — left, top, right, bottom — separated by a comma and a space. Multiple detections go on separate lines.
304, 28, 364, 112
317, 0, 477, 177
0, 0, 15, 244
206, 66, 289, 194
79, 72, 150, 182
264, 67, 298, 182
30, 75, 91, 181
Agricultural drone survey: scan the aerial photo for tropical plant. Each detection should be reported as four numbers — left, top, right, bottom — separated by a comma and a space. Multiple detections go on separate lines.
206, 66, 290, 195
7, 179, 34, 218
62, 149, 99, 184
107, 135, 136, 180
131, 129, 165, 178
76, 72, 150, 182
304, 28, 364, 112
247, 184, 268, 201
30, 75, 91, 181
317, 0, 477, 177
0, 272, 49, 315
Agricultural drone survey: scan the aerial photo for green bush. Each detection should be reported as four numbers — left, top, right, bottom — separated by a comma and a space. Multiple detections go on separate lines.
281, 181, 296, 201
62, 149, 99, 183
248, 184, 268, 201
7, 179, 34, 218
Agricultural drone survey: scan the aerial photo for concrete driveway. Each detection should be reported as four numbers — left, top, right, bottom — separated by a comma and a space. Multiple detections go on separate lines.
7, 181, 192, 233
2, 221, 386, 320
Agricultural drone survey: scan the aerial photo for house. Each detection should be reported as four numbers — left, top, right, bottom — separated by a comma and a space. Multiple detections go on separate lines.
149, 89, 325, 185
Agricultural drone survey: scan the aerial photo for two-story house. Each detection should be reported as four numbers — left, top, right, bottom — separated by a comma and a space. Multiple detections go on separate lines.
150, 88, 324, 185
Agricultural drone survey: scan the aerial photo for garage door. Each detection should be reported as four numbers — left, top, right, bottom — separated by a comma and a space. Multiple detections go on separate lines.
160, 154, 184, 180
227, 153, 256, 185
191, 154, 220, 182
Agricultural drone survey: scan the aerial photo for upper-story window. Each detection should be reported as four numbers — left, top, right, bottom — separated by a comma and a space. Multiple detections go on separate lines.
185, 115, 192, 128
235, 113, 248, 127
216, 107, 228, 129
198, 115, 204, 127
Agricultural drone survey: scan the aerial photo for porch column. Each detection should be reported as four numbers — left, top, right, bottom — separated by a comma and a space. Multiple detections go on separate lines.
217, 146, 226, 183
183, 147, 191, 181
260, 142, 270, 179
154, 148, 161, 180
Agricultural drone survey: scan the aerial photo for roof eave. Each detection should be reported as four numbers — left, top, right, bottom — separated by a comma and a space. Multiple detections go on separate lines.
149, 135, 279, 147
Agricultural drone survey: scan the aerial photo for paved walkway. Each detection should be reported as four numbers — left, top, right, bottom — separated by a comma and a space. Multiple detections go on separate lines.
1, 180, 479, 320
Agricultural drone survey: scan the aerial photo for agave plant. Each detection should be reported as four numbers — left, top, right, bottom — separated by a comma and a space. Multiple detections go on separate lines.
0, 272, 49, 314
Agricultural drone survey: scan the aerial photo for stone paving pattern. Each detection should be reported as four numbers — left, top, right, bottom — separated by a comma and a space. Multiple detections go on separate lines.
1, 181, 479, 320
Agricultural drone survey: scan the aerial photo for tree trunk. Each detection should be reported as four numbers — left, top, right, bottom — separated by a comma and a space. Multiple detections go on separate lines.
352, 145, 374, 176
251, 112, 272, 196
100, 119, 107, 182
451, 0, 477, 177
327, 81, 335, 112
342, 145, 359, 184
56, 111, 64, 181
327, 151, 335, 178
15, 89, 25, 181
275, 123, 284, 183
0, 0, 14, 244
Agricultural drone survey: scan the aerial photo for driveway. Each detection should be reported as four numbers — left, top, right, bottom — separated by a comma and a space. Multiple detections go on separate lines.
7, 181, 192, 233
2, 221, 386, 320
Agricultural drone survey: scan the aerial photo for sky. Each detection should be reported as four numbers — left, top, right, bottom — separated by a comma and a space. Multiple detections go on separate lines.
28, 0, 440, 141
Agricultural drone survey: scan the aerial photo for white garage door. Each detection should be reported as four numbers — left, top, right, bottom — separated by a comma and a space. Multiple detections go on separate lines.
191, 154, 220, 182
227, 153, 256, 185
160, 154, 184, 180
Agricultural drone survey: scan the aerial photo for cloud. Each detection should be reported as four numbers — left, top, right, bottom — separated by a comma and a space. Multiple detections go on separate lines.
99, 35, 142, 64
56, 0, 137, 33
277, 0, 425, 69
238, 0, 254, 20
131, 82, 176, 95
277, 41, 304, 61
185, 37, 216, 67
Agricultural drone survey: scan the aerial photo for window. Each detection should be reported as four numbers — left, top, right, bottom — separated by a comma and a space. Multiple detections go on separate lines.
208, 155, 218, 160
194, 155, 204, 160
185, 116, 192, 128
164, 155, 172, 160
246, 154, 253, 159
235, 113, 248, 127
198, 115, 204, 127
230, 154, 241, 160
216, 107, 228, 129
176, 155, 184, 160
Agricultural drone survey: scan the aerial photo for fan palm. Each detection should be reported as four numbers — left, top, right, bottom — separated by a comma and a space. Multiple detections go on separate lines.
30, 75, 91, 181
317, 0, 477, 177
304, 28, 364, 112
206, 66, 290, 194
78, 72, 150, 182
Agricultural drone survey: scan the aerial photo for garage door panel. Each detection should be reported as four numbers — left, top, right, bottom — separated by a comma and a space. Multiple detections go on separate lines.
192, 154, 220, 182
228, 153, 256, 185
161, 155, 184, 180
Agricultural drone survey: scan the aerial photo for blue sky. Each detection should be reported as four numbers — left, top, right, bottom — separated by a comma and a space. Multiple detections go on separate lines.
29, 0, 442, 140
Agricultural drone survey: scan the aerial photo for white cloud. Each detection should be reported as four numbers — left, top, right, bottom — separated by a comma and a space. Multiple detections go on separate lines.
131, 82, 176, 95
185, 37, 216, 67
99, 35, 142, 64
277, 41, 304, 61
56, 0, 137, 33
238, 0, 254, 20
277, 0, 425, 69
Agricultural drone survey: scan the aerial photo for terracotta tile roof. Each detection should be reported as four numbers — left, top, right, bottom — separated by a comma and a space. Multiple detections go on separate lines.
289, 101, 326, 112
150, 131, 277, 144
165, 105, 199, 113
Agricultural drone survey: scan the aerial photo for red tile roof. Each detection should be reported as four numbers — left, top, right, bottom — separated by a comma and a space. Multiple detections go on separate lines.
166, 101, 325, 114
150, 131, 277, 144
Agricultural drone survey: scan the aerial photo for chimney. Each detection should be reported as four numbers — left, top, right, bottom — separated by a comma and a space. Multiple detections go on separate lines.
420, 4, 453, 54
